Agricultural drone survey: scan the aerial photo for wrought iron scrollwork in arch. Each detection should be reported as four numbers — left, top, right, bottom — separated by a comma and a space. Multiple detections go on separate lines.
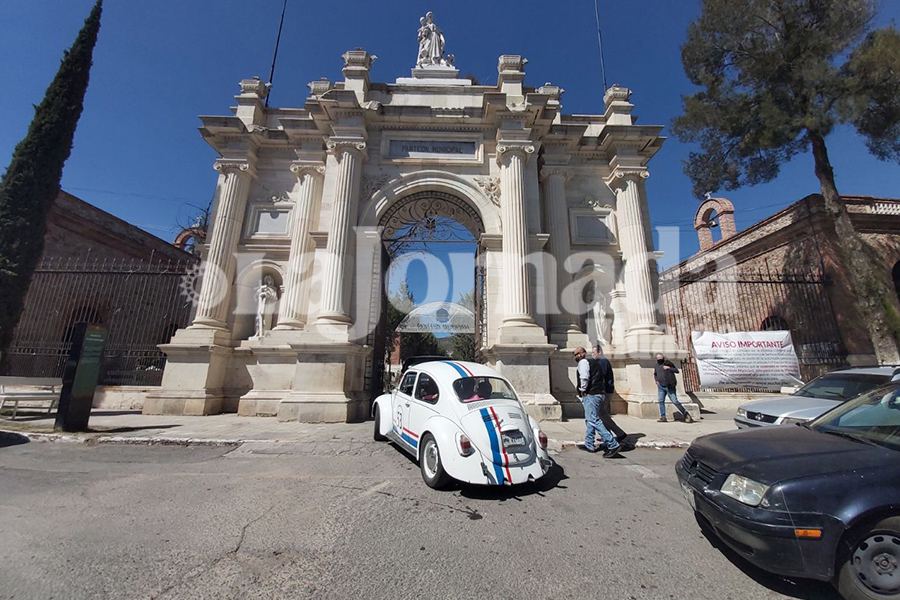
379, 191, 484, 257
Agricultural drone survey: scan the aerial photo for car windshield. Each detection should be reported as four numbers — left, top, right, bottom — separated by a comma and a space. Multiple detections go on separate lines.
809, 383, 900, 452
453, 376, 518, 403
793, 373, 889, 401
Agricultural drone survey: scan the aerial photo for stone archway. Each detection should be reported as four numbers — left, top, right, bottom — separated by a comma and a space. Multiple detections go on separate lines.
364, 189, 487, 395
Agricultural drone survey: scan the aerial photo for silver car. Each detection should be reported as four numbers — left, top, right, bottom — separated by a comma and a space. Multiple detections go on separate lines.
734, 366, 900, 429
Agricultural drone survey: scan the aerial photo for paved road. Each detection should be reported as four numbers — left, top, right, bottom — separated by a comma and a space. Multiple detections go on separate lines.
0, 433, 838, 600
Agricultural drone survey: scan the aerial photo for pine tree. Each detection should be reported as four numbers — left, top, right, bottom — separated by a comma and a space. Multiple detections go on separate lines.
673, 0, 900, 362
0, 1, 102, 358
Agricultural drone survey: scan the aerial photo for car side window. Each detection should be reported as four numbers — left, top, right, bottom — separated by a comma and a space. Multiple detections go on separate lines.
414, 373, 440, 404
398, 371, 417, 396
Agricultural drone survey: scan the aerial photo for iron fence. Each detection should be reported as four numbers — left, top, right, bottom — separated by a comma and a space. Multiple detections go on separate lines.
1, 255, 197, 386
660, 268, 847, 393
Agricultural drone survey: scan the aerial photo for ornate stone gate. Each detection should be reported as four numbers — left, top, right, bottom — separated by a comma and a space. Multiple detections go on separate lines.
147, 12, 683, 422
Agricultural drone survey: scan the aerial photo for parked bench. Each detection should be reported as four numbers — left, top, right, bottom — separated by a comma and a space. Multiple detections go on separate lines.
0, 377, 62, 420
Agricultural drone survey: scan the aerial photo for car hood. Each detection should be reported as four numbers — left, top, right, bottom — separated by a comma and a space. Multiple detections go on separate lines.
689, 426, 893, 485
742, 395, 841, 420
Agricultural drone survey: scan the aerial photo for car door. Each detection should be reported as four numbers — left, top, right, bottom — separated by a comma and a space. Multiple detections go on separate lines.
410, 372, 441, 444
393, 370, 418, 451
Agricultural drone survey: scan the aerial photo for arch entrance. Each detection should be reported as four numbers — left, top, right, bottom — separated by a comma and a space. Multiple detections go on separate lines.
365, 190, 486, 395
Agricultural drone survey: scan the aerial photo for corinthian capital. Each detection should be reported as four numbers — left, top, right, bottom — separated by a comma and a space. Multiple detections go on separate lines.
213, 158, 253, 177
326, 138, 368, 160
604, 166, 649, 191
289, 161, 326, 180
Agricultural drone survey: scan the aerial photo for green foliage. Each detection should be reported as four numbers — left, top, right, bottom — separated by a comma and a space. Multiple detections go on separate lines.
0, 1, 102, 356
673, 0, 898, 197
842, 28, 900, 161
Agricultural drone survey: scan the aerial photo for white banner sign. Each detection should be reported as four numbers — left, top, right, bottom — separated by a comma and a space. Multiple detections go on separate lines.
691, 331, 802, 390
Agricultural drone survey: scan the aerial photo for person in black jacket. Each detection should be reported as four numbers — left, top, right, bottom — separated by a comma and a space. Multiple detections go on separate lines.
590, 345, 629, 446
575, 346, 621, 457
653, 353, 693, 423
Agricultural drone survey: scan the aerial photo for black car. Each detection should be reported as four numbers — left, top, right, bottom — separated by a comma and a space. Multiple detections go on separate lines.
677, 381, 900, 600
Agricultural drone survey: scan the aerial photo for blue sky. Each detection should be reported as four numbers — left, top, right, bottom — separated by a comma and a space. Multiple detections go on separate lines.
1, 0, 898, 281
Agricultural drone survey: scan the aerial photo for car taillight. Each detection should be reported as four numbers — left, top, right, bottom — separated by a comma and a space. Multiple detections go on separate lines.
458, 433, 474, 456
538, 430, 548, 449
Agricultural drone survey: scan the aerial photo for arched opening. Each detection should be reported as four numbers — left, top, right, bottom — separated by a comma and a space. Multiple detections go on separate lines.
893, 261, 900, 303
368, 191, 485, 394
761, 315, 790, 331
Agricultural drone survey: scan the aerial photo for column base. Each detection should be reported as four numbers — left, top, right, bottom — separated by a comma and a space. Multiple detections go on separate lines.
277, 392, 368, 423
146, 327, 236, 416
484, 342, 561, 421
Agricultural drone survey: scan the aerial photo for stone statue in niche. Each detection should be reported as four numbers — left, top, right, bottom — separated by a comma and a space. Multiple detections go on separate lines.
253, 275, 279, 338
416, 11, 447, 67
586, 280, 613, 346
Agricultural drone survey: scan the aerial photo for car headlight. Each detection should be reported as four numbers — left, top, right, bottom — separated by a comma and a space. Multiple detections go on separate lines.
736, 407, 747, 417
720, 474, 769, 507
780, 417, 807, 426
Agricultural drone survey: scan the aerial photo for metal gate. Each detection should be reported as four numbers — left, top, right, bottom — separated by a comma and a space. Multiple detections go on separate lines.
1, 255, 197, 386
660, 268, 847, 392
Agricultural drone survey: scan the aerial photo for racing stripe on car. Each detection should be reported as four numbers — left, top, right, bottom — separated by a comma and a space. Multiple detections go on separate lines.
442, 361, 472, 377
479, 407, 506, 485
394, 426, 419, 449
489, 406, 514, 483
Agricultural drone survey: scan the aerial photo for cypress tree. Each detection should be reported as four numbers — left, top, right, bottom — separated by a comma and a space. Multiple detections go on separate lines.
0, 1, 103, 358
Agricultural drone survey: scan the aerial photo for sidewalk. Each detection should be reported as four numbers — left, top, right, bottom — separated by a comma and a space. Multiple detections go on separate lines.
0, 408, 737, 450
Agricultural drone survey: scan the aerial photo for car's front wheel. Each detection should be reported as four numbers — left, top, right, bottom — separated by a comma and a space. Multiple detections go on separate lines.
373, 405, 387, 442
836, 516, 900, 600
419, 433, 451, 489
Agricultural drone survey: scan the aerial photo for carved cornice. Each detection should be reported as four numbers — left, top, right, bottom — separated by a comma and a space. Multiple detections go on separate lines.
604, 166, 649, 191
289, 161, 326, 180
213, 158, 254, 177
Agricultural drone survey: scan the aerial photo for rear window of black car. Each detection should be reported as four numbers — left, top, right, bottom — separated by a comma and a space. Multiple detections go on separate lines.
795, 373, 890, 401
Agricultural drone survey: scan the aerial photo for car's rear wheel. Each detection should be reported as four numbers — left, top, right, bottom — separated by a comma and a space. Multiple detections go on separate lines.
373, 405, 387, 442
419, 433, 450, 489
836, 516, 900, 600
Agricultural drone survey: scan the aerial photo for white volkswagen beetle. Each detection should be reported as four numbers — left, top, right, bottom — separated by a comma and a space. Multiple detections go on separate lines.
372, 359, 553, 489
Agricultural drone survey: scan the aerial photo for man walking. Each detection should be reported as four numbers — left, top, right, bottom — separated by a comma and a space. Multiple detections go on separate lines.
654, 353, 694, 423
591, 345, 629, 446
575, 346, 621, 458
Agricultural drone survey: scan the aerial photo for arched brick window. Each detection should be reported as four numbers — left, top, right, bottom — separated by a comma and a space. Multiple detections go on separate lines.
694, 196, 736, 251
761, 315, 790, 331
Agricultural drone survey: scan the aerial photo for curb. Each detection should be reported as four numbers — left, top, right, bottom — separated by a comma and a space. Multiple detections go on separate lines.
549, 438, 690, 451
4, 429, 689, 450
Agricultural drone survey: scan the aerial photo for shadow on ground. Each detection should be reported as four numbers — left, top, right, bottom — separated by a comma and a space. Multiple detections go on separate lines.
87, 424, 179, 434
695, 513, 840, 599
0, 431, 30, 448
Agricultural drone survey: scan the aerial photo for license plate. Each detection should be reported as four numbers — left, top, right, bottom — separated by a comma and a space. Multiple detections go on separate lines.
502, 432, 526, 448
681, 482, 696, 510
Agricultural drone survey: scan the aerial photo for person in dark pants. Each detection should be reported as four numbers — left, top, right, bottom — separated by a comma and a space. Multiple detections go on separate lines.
654, 353, 694, 423
575, 346, 621, 458
590, 345, 629, 447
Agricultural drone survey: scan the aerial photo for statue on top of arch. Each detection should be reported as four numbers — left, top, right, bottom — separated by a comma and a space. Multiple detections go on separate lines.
416, 11, 453, 68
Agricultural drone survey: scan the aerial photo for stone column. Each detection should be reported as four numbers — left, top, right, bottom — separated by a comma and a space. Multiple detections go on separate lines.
497, 142, 536, 328
541, 167, 581, 338
275, 162, 325, 329
606, 167, 660, 334
315, 139, 366, 326
192, 159, 253, 329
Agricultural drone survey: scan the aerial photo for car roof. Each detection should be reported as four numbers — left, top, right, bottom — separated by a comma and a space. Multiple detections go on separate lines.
407, 360, 502, 381
824, 366, 899, 377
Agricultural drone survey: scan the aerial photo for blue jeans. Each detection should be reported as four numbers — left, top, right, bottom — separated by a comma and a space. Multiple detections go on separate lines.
582, 394, 619, 451
657, 384, 688, 418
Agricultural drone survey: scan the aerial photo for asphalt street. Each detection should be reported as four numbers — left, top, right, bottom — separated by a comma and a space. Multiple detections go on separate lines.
0, 433, 839, 600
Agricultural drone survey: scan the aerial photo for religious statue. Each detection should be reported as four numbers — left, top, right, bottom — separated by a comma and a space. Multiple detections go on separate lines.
586, 281, 613, 346
253, 275, 279, 338
416, 11, 448, 67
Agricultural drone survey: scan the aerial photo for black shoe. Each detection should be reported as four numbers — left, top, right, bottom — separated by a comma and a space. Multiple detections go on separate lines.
616, 434, 629, 443
602, 446, 621, 458
580, 445, 597, 453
